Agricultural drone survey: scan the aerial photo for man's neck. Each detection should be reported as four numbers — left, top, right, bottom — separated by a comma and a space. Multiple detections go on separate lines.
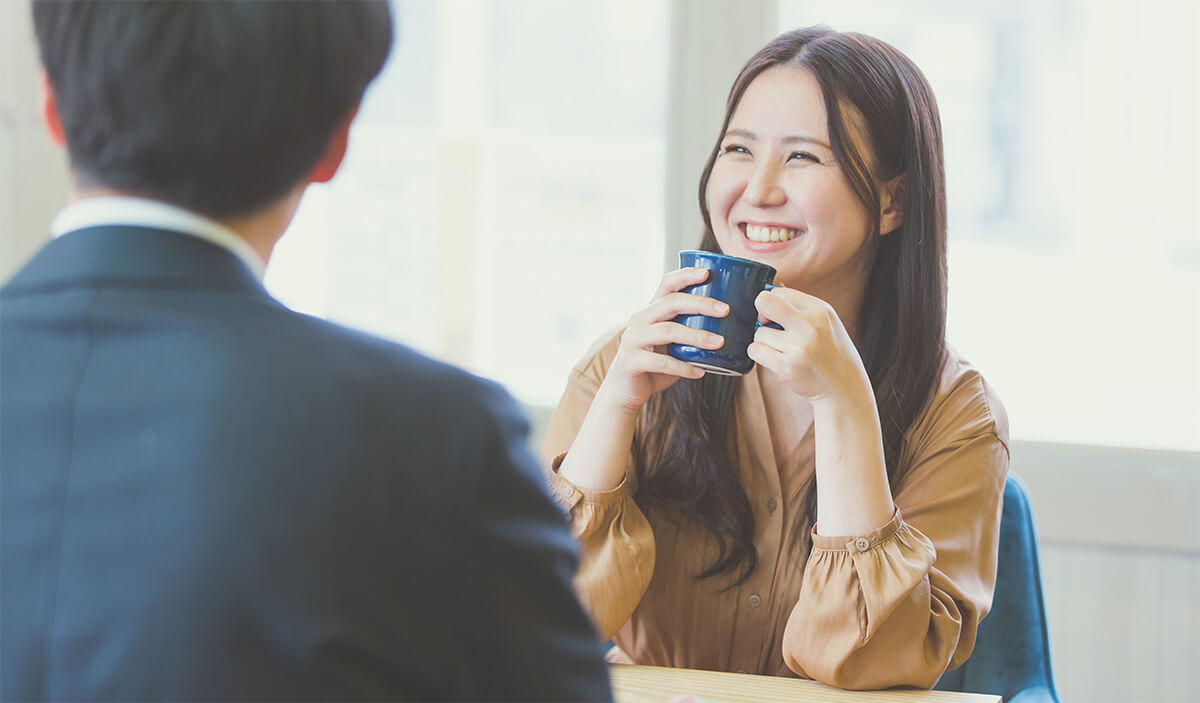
70, 185, 304, 266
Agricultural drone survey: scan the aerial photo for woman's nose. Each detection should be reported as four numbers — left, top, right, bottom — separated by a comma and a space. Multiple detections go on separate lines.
743, 162, 786, 207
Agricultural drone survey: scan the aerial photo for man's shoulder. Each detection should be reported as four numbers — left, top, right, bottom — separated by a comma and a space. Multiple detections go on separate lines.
268, 309, 509, 401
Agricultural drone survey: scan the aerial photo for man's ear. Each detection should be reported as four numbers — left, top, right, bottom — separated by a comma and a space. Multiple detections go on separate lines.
41, 71, 67, 147
879, 174, 905, 236
308, 106, 359, 184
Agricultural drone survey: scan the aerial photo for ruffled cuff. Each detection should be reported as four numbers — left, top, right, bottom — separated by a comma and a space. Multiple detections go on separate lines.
805, 509, 937, 642
544, 453, 654, 640
811, 508, 905, 552
546, 450, 630, 511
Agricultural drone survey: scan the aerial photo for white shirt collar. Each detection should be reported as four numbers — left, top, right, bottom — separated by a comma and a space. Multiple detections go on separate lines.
50, 196, 268, 280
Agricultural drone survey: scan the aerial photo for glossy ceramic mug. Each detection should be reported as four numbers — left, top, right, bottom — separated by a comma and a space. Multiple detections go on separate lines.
667, 250, 779, 376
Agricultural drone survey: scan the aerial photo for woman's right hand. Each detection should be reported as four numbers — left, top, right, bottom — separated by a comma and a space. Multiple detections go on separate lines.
596, 266, 730, 414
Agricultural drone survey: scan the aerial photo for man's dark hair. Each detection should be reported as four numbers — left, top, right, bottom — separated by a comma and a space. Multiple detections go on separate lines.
33, 0, 393, 218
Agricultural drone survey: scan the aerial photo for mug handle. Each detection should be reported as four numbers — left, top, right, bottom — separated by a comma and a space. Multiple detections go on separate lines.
755, 283, 784, 331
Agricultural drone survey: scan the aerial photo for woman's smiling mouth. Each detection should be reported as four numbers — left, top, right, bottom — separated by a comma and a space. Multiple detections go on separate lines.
743, 222, 801, 243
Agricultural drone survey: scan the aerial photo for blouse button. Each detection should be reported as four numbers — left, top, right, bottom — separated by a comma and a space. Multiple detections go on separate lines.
748, 593, 762, 608
854, 537, 870, 552
766, 497, 777, 514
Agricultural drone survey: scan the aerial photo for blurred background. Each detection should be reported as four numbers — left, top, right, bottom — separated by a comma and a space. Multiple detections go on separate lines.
2, 1, 1196, 700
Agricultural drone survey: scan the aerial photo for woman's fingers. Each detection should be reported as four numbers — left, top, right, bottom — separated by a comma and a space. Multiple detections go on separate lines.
755, 286, 837, 328
627, 267, 730, 330
747, 338, 785, 368
754, 288, 793, 328
751, 324, 789, 350
622, 347, 705, 379
623, 321, 724, 351
652, 266, 710, 299
631, 291, 728, 328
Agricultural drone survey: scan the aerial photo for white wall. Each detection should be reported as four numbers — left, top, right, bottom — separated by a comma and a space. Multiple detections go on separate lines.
1015, 441, 1199, 703
662, 0, 778, 271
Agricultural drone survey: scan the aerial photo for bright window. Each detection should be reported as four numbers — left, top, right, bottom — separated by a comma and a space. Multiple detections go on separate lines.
266, 0, 1198, 452
778, 0, 1199, 451
266, 0, 669, 407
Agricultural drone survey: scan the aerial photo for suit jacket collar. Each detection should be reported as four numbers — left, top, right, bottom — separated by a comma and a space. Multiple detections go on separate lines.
3, 225, 271, 299
49, 196, 267, 279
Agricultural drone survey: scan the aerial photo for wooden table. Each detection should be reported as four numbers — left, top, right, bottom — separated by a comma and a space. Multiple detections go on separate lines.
610, 664, 1001, 703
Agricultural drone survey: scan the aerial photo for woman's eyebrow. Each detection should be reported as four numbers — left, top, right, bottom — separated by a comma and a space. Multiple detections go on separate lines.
724, 128, 831, 150
781, 134, 831, 149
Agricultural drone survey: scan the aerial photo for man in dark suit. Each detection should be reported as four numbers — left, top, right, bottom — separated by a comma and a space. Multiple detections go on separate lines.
0, 2, 611, 700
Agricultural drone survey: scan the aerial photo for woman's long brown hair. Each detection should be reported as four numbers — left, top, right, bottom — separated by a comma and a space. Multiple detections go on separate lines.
632, 26, 948, 586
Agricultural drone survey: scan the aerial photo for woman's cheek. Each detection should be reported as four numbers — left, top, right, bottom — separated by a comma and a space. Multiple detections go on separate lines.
707, 165, 742, 221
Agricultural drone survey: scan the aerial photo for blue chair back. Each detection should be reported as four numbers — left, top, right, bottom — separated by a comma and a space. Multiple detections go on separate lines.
934, 473, 1060, 702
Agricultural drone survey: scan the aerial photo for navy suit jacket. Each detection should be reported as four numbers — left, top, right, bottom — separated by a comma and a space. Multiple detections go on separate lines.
0, 226, 612, 701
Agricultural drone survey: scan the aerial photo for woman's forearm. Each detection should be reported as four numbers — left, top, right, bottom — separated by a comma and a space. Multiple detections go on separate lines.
556, 383, 641, 492
811, 383, 895, 536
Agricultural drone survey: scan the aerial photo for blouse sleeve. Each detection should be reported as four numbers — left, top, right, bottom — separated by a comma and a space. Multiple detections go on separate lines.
782, 366, 1009, 690
539, 330, 657, 641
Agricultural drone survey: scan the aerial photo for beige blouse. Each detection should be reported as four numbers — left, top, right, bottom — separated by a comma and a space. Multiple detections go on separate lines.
540, 330, 1010, 690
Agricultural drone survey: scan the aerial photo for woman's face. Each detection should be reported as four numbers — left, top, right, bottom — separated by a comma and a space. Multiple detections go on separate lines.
706, 65, 886, 301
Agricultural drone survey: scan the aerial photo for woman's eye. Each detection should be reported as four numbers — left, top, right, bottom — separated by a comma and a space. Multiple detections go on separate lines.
721, 144, 750, 156
789, 151, 821, 164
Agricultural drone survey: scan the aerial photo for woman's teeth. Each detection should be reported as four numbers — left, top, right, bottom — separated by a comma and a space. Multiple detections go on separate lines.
745, 224, 799, 242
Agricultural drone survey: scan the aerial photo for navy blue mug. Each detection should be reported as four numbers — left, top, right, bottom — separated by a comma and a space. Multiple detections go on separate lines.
668, 250, 779, 376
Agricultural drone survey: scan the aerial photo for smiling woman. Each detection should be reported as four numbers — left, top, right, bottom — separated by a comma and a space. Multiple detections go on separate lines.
707, 67, 896, 307
541, 26, 1008, 691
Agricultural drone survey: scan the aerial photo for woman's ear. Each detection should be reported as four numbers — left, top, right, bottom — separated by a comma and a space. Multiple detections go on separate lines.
41, 71, 67, 147
879, 175, 905, 235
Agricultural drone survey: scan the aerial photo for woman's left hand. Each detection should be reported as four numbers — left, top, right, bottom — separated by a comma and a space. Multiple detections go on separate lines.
748, 286, 872, 403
